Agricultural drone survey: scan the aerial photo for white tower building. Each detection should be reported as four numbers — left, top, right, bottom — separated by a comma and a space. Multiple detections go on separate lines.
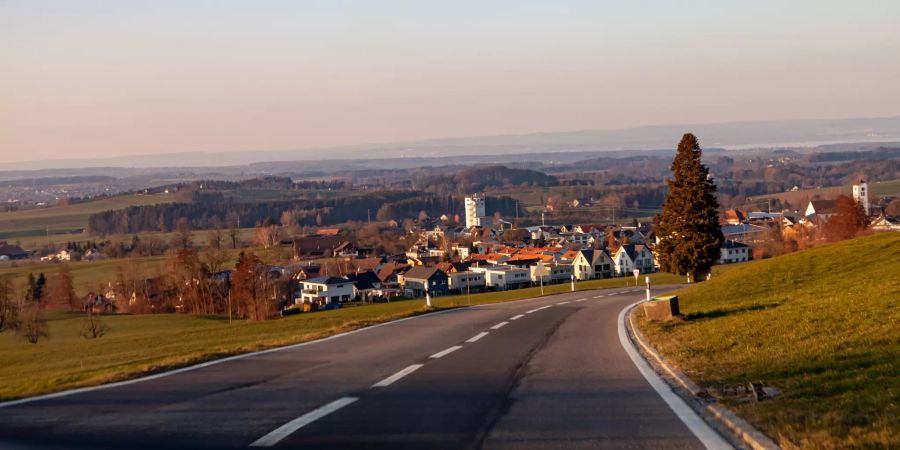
852, 180, 869, 215
464, 194, 486, 228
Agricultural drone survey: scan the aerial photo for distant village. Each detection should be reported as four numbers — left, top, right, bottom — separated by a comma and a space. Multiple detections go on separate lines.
1, 176, 897, 315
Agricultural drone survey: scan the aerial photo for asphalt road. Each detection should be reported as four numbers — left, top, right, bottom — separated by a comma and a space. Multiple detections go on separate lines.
0, 286, 728, 450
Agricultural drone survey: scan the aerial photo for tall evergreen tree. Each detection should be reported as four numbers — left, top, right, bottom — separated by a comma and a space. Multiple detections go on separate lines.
655, 133, 724, 281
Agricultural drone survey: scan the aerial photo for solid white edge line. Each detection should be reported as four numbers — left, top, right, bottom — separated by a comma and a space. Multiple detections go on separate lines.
617, 302, 731, 450
249, 396, 358, 447
465, 331, 490, 343
371, 364, 424, 388
430, 345, 463, 359
490, 321, 508, 330
509, 314, 525, 320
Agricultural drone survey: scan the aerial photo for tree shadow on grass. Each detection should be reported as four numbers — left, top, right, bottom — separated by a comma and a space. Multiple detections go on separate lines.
685, 302, 781, 320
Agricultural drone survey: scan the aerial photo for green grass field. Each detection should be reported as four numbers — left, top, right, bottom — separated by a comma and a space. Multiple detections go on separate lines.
0, 270, 715, 401
636, 232, 900, 449
0, 193, 176, 241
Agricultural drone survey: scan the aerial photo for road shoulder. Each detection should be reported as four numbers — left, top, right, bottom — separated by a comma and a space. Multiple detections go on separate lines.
624, 303, 780, 450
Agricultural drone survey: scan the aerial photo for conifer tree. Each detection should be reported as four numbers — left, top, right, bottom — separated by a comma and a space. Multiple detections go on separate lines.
655, 133, 724, 281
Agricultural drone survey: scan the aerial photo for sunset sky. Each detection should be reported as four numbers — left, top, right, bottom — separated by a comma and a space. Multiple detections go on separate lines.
2, 1, 899, 163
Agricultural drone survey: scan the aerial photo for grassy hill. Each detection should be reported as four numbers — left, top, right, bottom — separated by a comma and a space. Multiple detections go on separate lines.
637, 232, 900, 449
0, 192, 176, 241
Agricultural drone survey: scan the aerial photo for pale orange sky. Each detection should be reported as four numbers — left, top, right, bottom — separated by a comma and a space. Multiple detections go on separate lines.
2, 1, 900, 163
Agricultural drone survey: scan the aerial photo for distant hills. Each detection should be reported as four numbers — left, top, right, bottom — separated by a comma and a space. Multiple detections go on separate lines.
4, 115, 900, 171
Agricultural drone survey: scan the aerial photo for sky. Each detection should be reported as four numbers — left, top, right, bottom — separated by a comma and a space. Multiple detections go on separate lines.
2, 0, 900, 164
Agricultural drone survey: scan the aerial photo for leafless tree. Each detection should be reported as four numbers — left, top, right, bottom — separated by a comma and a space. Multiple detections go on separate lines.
15, 300, 48, 344
80, 307, 106, 339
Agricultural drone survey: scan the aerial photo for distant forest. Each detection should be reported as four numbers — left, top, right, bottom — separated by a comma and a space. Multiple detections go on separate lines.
87, 189, 522, 234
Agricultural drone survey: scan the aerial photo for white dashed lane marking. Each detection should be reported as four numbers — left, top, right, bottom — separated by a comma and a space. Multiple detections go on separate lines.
430, 346, 463, 359
490, 321, 509, 330
465, 332, 489, 343
371, 364, 424, 388
250, 397, 359, 447
509, 314, 524, 320
557, 301, 570, 305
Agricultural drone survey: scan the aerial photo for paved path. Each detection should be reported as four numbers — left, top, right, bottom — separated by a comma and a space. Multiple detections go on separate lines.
0, 286, 729, 449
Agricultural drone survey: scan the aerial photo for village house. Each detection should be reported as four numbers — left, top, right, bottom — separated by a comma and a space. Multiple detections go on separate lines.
0, 241, 28, 260
718, 240, 751, 264
805, 199, 839, 220
472, 265, 531, 290
613, 244, 657, 275
345, 271, 383, 301
570, 249, 614, 280
530, 261, 575, 284
296, 276, 355, 304
448, 271, 486, 293
870, 213, 900, 231
400, 266, 450, 297
293, 234, 357, 259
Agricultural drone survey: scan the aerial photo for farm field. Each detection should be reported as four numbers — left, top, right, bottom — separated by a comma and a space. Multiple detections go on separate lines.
0, 193, 176, 241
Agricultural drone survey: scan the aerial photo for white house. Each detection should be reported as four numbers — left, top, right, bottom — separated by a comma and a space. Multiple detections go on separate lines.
613, 244, 656, 275
717, 240, 751, 264
571, 249, 614, 280
472, 266, 531, 290
529, 261, 575, 284
448, 271, 486, 293
296, 276, 355, 304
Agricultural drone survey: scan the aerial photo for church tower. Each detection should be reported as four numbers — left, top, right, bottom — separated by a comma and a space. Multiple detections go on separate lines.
852, 180, 869, 215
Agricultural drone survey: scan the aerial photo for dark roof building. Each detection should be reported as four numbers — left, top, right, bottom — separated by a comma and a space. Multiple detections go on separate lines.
293, 234, 357, 258
0, 241, 28, 260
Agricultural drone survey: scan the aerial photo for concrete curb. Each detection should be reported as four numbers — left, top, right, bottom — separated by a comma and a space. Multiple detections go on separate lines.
626, 304, 780, 450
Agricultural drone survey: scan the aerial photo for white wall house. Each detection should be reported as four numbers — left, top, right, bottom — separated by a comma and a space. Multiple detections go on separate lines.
529, 261, 575, 284
717, 241, 750, 264
571, 249, 614, 280
448, 271, 486, 293
472, 266, 531, 290
296, 276, 355, 304
613, 244, 656, 275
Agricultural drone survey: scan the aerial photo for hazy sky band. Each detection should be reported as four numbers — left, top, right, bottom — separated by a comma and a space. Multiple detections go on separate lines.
1, 1, 899, 163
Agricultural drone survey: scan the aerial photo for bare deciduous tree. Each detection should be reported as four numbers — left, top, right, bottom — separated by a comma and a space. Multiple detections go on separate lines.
80, 307, 107, 339
15, 300, 48, 344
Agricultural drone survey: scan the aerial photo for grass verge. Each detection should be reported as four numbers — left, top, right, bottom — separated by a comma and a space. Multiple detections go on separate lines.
636, 232, 900, 449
